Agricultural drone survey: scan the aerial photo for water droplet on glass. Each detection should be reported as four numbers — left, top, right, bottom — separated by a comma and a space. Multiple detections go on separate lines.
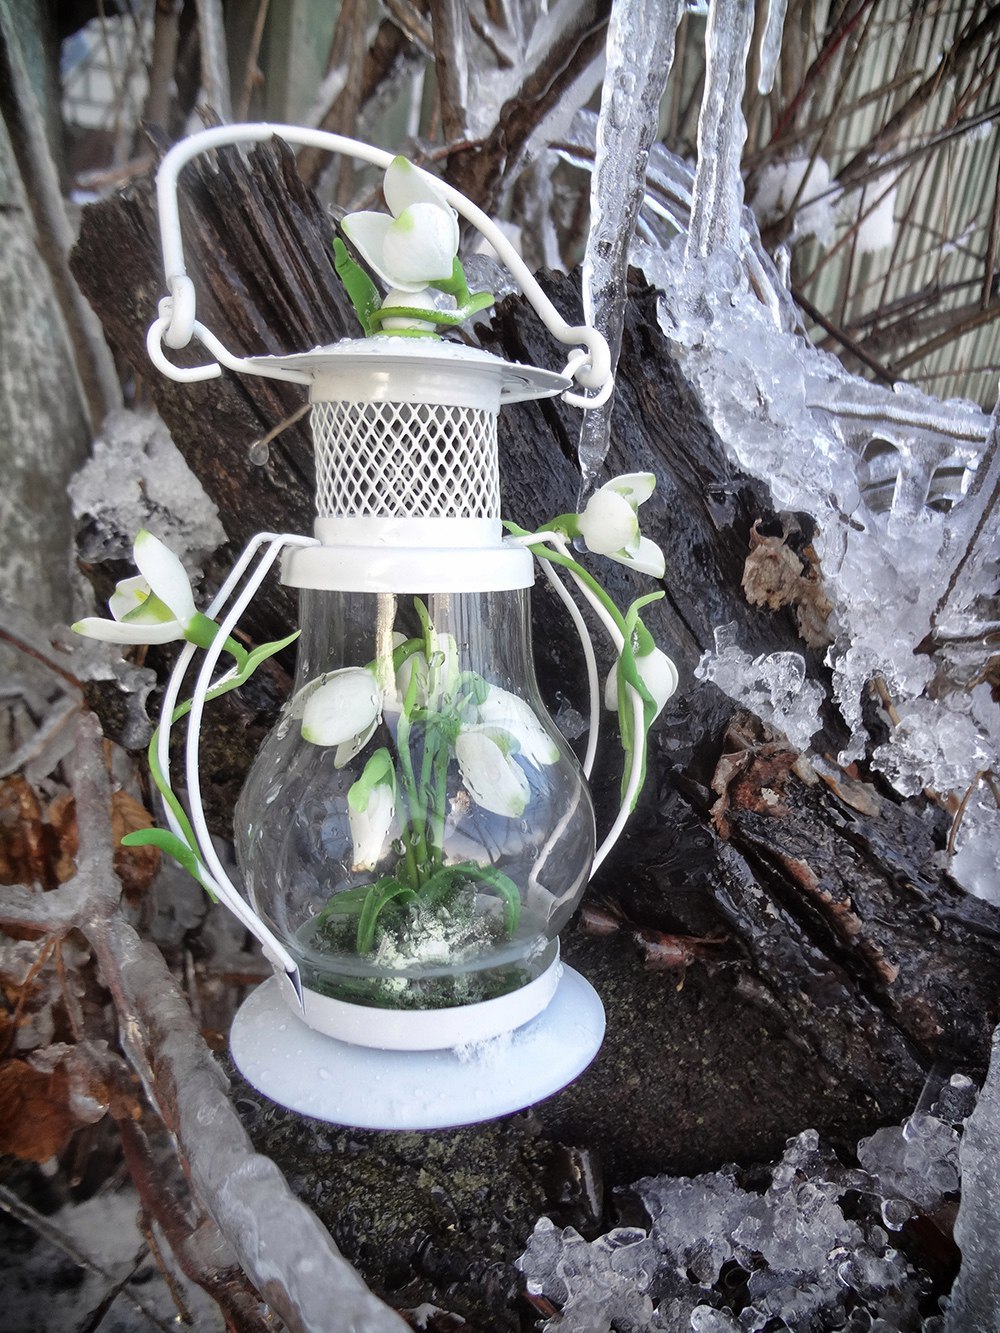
248, 438, 270, 466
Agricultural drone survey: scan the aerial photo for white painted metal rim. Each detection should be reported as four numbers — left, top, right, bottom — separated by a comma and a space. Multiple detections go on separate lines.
313, 516, 502, 547
229, 964, 606, 1130
241, 338, 570, 406
273, 952, 562, 1050
281, 541, 534, 592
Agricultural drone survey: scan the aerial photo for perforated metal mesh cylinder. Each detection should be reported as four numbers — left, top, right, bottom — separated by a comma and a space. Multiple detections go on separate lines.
311, 399, 500, 520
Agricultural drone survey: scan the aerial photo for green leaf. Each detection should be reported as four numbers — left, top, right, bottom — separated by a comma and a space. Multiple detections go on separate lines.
240, 629, 300, 678
314, 884, 374, 924
334, 235, 381, 335
442, 863, 522, 936
356, 876, 419, 953
121, 827, 205, 885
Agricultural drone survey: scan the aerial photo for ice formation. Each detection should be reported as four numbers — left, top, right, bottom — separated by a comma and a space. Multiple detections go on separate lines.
518, 1089, 974, 1332
695, 624, 825, 752
750, 157, 839, 246
634, 227, 999, 899
68, 407, 225, 575
577, 0, 683, 491
606, 0, 1000, 902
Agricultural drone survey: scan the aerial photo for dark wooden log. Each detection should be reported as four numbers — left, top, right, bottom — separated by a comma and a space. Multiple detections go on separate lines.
70, 140, 1000, 1323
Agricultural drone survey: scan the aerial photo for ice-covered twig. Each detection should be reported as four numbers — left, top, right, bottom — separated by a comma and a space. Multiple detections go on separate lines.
0, 1185, 179, 1333
0, 714, 405, 1333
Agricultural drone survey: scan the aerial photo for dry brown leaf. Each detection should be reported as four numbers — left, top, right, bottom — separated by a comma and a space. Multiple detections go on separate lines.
47, 790, 78, 884
0, 776, 53, 890
0, 1042, 108, 1163
111, 790, 160, 901
36, 791, 160, 901
742, 519, 834, 648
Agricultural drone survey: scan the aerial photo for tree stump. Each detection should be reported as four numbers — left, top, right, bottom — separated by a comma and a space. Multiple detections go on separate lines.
70, 139, 1000, 1324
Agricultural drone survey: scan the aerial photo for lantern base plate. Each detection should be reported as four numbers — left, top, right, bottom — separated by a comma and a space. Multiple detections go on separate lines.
230, 966, 604, 1130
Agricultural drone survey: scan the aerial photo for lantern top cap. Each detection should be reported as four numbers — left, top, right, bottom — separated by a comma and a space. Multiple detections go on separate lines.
147, 123, 613, 408
241, 335, 569, 405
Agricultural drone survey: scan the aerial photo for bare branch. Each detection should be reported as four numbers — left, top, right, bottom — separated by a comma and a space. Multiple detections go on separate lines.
235, 0, 271, 122
143, 0, 183, 131
446, 0, 611, 209
195, 0, 233, 121
429, 0, 472, 142
836, 5, 1000, 188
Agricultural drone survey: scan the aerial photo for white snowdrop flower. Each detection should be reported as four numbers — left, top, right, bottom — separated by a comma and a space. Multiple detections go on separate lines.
605, 645, 679, 720
455, 726, 531, 818
475, 686, 559, 767
341, 156, 459, 293
577, 474, 665, 578
73, 529, 198, 645
301, 667, 382, 766
348, 781, 395, 872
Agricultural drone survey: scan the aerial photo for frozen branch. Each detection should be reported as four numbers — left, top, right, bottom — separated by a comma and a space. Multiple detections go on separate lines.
0, 713, 405, 1333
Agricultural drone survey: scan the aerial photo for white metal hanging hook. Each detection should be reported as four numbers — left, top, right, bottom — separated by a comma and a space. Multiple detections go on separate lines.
150, 123, 613, 406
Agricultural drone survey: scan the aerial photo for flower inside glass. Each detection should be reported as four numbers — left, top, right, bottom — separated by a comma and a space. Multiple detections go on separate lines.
236, 587, 595, 1011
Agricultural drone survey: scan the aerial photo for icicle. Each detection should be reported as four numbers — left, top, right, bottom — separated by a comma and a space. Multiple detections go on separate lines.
577, 0, 684, 496
932, 386, 1000, 637
757, 0, 788, 95
686, 0, 756, 261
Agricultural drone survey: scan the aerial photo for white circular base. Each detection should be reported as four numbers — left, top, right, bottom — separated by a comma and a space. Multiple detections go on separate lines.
274, 952, 562, 1050
230, 966, 605, 1130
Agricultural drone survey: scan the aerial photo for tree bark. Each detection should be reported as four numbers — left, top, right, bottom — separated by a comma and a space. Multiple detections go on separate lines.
70, 139, 1000, 1319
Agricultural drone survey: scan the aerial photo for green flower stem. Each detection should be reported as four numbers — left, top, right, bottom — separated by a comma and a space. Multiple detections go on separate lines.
140, 630, 299, 894
504, 523, 630, 640
506, 523, 664, 811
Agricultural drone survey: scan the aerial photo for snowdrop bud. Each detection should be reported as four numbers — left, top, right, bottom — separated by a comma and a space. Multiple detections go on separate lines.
578, 489, 639, 556
73, 530, 198, 645
301, 667, 382, 766
605, 646, 679, 720
455, 727, 530, 818
349, 783, 395, 871
341, 156, 460, 294
132, 529, 197, 624
576, 474, 665, 577
475, 687, 559, 767
379, 288, 439, 333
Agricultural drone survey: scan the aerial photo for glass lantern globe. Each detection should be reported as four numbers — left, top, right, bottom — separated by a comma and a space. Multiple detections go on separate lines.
235, 584, 595, 1021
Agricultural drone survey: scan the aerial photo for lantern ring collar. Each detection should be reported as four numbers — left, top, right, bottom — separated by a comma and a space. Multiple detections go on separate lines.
151, 123, 613, 402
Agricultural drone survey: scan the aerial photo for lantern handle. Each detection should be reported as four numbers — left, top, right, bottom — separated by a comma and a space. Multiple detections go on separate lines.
151, 123, 612, 402
514, 532, 659, 877
157, 531, 319, 1008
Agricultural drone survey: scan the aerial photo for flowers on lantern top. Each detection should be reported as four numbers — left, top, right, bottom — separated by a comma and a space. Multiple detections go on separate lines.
577, 474, 665, 578
334, 156, 494, 337
342, 156, 460, 293
73, 529, 220, 647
